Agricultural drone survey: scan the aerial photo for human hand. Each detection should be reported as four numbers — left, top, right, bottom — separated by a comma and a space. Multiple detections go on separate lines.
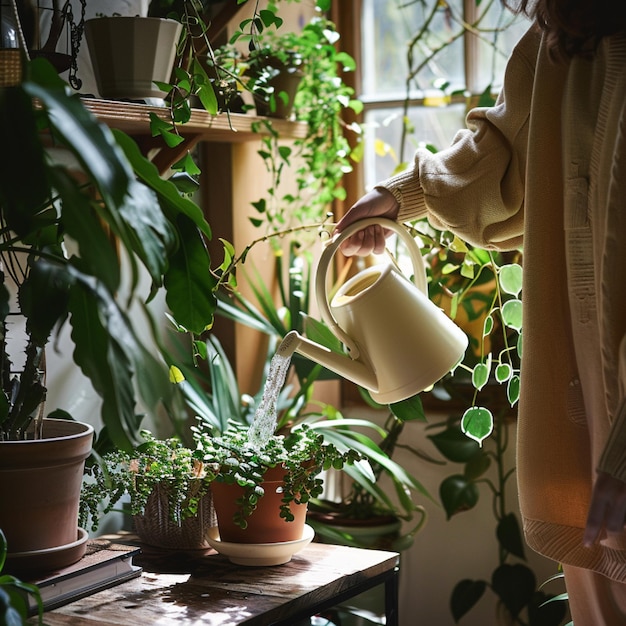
334, 188, 400, 256
583, 471, 626, 547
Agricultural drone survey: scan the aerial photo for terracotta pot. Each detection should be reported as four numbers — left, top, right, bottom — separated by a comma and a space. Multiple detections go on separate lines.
211, 466, 307, 544
0, 418, 94, 574
85, 16, 182, 101
133, 482, 217, 550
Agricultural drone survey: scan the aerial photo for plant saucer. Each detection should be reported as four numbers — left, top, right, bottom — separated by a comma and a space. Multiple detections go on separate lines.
206, 524, 314, 566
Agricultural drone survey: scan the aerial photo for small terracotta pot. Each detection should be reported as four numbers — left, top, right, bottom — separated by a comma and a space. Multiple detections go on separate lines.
211, 466, 307, 544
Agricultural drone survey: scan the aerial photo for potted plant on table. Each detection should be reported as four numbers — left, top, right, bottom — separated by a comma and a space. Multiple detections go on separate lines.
80, 431, 216, 550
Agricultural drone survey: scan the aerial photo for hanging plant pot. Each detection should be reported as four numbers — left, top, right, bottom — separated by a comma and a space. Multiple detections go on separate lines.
211, 465, 308, 544
84, 16, 182, 101
0, 418, 94, 575
133, 482, 217, 550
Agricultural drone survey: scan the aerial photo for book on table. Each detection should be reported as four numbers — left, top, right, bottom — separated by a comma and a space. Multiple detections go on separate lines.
25, 538, 142, 615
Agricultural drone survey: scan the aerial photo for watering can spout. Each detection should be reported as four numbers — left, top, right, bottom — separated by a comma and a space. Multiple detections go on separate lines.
278, 331, 379, 391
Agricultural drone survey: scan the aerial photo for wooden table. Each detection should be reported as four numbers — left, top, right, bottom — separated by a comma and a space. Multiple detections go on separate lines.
32, 540, 400, 626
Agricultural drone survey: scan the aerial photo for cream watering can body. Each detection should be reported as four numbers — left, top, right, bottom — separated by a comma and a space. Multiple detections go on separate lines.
278, 218, 468, 404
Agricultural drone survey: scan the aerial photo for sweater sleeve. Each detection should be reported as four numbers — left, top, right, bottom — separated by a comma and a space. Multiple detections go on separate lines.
377, 25, 542, 251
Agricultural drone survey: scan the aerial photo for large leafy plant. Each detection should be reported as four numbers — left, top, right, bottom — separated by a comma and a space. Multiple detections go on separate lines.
0, 57, 216, 447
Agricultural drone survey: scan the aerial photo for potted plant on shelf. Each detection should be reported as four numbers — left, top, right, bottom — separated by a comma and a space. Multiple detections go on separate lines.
194, 422, 359, 546
0, 39, 216, 574
218, 7, 362, 232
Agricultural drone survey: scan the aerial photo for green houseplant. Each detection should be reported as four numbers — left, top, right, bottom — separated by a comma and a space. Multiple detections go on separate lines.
0, 0, 217, 569
80, 431, 216, 549
216, 4, 362, 233
80, 418, 360, 548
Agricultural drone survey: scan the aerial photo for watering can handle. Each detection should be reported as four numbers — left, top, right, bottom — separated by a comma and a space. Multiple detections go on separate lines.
315, 218, 428, 359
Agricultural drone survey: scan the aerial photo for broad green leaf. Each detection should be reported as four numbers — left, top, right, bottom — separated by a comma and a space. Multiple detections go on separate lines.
495, 363, 512, 383
461, 407, 494, 445
472, 358, 491, 391
20, 259, 71, 346
53, 167, 121, 293
451, 579, 487, 622
25, 58, 133, 208
502, 298, 522, 331
499, 263, 523, 296
439, 474, 479, 519
428, 426, 480, 463
483, 313, 494, 337
112, 130, 212, 240
492, 564, 536, 618
164, 214, 217, 335
496, 513, 526, 559
464, 451, 491, 480
390, 394, 426, 422
0, 85, 50, 235
192, 59, 218, 115
507, 375, 521, 406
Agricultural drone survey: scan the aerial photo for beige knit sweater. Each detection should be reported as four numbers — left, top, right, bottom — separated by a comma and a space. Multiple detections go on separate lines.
379, 25, 626, 580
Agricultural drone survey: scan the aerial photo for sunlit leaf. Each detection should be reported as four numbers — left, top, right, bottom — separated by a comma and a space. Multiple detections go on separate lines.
461, 407, 494, 445
483, 314, 494, 337
472, 359, 490, 391
495, 363, 512, 383
502, 299, 522, 331
507, 375, 521, 406
499, 264, 523, 296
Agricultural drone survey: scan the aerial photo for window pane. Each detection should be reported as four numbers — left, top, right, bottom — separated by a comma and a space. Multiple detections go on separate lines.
360, 0, 530, 189
364, 104, 466, 186
362, 0, 465, 99
362, 0, 529, 99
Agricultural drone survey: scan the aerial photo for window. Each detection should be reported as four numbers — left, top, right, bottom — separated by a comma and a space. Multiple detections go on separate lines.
356, 0, 529, 187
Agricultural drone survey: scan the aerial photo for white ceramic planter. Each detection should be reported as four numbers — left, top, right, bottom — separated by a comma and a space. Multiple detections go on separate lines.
85, 16, 182, 101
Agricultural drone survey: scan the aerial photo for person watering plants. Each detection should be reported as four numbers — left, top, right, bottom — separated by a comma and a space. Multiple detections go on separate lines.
334, 0, 626, 622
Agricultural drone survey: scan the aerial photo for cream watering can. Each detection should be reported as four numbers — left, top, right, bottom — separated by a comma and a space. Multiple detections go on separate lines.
278, 218, 468, 404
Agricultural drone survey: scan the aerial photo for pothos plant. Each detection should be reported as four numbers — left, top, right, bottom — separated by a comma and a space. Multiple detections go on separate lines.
219, 0, 363, 236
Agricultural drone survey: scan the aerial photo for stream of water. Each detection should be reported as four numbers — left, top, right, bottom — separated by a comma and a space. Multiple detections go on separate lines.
247, 351, 292, 450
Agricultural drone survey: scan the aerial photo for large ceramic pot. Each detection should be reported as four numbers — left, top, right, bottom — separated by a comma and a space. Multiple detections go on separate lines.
211, 466, 308, 544
84, 16, 182, 101
0, 418, 94, 574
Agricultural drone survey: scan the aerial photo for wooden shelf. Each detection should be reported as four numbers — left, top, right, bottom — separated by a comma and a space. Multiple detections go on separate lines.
83, 98, 307, 173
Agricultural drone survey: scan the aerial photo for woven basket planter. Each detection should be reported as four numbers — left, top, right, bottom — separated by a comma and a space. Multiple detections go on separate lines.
133, 482, 217, 550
